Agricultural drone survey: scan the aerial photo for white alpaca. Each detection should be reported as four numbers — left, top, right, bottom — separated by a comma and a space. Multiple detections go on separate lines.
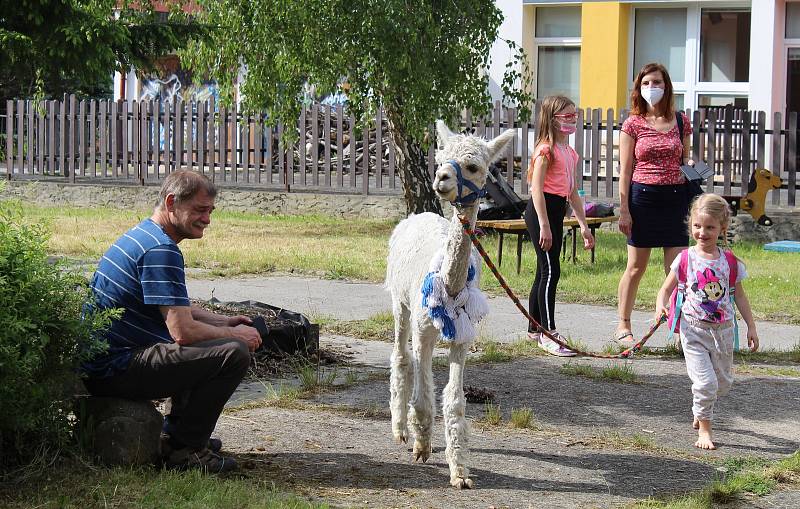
385, 121, 516, 489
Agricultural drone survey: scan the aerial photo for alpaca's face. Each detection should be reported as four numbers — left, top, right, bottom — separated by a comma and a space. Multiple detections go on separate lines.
433, 135, 491, 204
432, 122, 516, 205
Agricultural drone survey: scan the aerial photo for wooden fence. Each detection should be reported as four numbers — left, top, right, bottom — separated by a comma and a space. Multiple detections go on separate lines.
3, 96, 797, 207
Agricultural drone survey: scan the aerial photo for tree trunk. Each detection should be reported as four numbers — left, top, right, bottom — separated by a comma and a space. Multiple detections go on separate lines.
385, 107, 443, 216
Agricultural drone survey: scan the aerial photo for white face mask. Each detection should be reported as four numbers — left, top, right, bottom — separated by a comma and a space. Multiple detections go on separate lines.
641, 86, 664, 107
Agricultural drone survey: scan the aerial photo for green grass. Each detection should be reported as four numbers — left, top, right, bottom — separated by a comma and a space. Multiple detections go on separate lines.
16, 202, 800, 323
321, 310, 394, 341
631, 451, 800, 508
604, 341, 800, 366
477, 338, 547, 359
564, 336, 588, 353
225, 381, 304, 413
600, 363, 639, 383
509, 407, 539, 430
294, 361, 338, 392
735, 364, 800, 377
482, 403, 503, 426
19, 203, 393, 281
735, 342, 800, 364
584, 431, 680, 458
0, 462, 329, 508
559, 362, 596, 378
474, 341, 513, 363
560, 361, 640, 383
343, 368, 359, 386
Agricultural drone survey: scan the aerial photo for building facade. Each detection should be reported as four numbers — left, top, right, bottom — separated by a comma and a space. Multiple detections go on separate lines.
490, 0, 800, 119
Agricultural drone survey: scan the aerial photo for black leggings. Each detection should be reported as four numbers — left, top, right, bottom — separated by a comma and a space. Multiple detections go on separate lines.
524, 194, 567, 332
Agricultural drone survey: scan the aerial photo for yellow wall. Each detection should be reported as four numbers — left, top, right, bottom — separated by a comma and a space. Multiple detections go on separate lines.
579, 2, 630, 110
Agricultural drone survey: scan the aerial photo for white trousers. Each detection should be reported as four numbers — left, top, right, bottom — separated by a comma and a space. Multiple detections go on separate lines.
679, 315, 735, 421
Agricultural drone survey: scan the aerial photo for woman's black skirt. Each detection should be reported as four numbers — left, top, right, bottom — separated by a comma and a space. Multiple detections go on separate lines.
628, 182, 690, 248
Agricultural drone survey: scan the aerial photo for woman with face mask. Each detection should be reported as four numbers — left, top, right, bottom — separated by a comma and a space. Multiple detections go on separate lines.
614, 63, 694, 345
524, 95, 594, 356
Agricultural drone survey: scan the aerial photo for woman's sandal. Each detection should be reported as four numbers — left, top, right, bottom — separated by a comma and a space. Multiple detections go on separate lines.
613, 330, 635, 347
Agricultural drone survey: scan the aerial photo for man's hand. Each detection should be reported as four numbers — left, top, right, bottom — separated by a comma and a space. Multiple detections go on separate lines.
227, 315, 253, 327
230, 324, 262, 352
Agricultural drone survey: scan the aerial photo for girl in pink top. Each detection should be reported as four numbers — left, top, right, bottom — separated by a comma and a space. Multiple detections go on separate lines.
524, 95, 594, 356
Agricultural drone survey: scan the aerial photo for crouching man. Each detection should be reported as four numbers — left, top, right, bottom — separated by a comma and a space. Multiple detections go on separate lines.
82, 170, 261, 472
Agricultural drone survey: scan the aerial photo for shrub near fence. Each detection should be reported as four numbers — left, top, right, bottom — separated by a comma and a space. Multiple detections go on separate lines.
3, 97, 798, 206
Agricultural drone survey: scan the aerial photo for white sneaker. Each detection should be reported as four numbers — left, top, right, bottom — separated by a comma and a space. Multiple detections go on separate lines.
538, 332, 577, 357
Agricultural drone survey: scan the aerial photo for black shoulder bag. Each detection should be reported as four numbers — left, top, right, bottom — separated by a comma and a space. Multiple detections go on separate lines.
676, 112, 705, 202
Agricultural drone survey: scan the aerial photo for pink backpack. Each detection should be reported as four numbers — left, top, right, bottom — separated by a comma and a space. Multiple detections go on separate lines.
666, 249, 740, 350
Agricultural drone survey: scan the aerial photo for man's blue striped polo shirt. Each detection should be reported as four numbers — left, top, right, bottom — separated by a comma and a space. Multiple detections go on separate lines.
84, 218, 190, 377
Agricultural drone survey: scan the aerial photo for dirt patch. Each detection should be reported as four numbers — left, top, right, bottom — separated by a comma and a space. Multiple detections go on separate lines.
213, 339, 800, 508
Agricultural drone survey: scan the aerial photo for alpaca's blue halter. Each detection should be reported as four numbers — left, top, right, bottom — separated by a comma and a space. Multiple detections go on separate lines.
445, 159, 485, 206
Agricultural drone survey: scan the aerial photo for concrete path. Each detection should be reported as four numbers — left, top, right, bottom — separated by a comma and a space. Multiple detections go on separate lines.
187, 274, 800, 351
201, 274, 799, 508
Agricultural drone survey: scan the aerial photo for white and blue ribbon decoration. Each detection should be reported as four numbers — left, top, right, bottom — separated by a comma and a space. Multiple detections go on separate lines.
420, 249, 489, 344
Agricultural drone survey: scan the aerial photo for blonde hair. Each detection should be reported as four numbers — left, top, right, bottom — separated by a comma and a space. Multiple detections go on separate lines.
529, 95, 575, 185
688, 193, 733, 248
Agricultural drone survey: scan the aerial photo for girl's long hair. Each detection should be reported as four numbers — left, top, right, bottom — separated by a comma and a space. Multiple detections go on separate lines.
630, 62, 675, 120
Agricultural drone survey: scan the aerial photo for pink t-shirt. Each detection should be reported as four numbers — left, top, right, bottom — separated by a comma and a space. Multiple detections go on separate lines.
527, 143, 577, 198
621, 112, 692, 185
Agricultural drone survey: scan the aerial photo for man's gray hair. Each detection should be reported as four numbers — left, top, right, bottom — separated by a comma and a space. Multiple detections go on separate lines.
156, 170, 218, 209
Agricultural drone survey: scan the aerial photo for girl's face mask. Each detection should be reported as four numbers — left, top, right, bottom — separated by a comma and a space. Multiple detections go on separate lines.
641, 86, 665, 107
554, 112, 577, 135
558, 122, 577, 135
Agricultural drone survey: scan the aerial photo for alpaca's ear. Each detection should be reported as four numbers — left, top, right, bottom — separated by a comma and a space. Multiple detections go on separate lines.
436, 120, 456, 149
487, 128, 516, 163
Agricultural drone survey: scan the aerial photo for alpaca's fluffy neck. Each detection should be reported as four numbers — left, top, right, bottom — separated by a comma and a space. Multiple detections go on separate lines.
440, 203, 478, 296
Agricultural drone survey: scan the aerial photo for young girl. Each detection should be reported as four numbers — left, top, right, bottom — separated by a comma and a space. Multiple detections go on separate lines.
654, 193, 759, 450
525, 95, 594, 356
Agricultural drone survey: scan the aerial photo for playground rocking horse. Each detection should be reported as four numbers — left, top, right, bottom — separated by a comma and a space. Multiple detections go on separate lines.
741, 168, 783, 226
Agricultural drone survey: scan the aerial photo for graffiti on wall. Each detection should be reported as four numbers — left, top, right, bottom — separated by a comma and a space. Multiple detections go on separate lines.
140, 73, 219, 103
139, 63, 221, 150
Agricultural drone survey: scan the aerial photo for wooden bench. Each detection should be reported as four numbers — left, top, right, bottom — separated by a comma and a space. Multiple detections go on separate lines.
475, 216, 619, 274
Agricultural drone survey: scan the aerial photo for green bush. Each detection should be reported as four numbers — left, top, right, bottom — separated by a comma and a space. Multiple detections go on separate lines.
0, 193, 116, 469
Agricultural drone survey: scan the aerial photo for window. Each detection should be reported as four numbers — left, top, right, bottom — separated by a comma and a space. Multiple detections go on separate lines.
700, 10, 750, 82
631, 6, 751, 111
534, 6, 581, 103
535, 6, 581, 38
698, 95, 748, 109
633, 8, 687, 82
787, 2, 800, 38
788, 48, 800, 114
674, 94, 685, 111
537, 47, 581, 100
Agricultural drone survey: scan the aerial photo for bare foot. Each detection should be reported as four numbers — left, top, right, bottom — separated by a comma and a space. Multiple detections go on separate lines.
694, 419, 716, 450
694, 433, 716, 450
692, 417, 699, 430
